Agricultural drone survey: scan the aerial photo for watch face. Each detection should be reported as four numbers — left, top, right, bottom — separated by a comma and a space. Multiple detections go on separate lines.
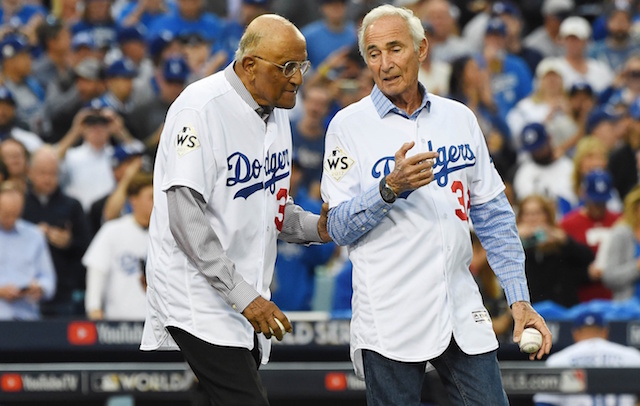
380, 179, 396, 203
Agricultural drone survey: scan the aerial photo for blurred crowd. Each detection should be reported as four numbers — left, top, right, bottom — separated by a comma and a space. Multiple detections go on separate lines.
1, 0, 640, 330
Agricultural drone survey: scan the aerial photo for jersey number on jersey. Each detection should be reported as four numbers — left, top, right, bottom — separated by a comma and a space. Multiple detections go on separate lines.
275, 188, 287, 231
452, 180, 471, 221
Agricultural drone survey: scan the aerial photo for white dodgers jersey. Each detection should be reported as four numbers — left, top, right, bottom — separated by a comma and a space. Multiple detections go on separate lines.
141, 70, 292, 363
321, 93, 505, 377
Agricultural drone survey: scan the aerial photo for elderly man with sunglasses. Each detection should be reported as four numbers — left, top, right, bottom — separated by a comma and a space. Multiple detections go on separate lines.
141, 14, 330, 406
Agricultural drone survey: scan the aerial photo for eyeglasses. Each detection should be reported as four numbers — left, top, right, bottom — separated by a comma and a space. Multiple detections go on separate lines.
252, 55, 311, 78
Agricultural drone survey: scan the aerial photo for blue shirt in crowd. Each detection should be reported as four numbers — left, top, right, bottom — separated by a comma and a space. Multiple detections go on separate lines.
301, 20, 356, 69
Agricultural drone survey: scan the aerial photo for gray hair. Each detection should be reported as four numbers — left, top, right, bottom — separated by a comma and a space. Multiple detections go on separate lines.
358, 4, 426, 63
235, 30, 262, 61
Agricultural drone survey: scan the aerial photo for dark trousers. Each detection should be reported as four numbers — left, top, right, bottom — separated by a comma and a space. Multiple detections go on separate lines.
167, 326, 270, 406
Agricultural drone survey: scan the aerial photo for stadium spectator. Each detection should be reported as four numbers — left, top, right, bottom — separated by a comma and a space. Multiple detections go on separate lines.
507, 58, 575, 153
32, 15, 73, 93
478, 17, 532, 120
586, 106, 626, 152
70, 0, 117, 51
533, 309, 640, 406
0, 137, 29, 192
0, 34, 46, 134
301, 0, 356, 69
588, 4, 640, 74
608, 99, 640, 199
146, 29, 180, 67
83, 171, 152, 320
43, 57, 105, 143
516, 194, 594, 307
512, 123, 578, 211
87, 143, 144, 236
22, 146, 91, 316
146, 0, 224, 45
69, 31, 99, 66
0, 181, 56, 320
418, 22, 451, 96
0, 0, 47, 45
523, 0, 573, 58
117, 0, 173, 30
216, 0, 272, 69
601, 55, 640, 109
561, 168, 620, 301
548, 16, 614, 95
99, 57, 140, 116
597, 185, 640, 301
114, 25, 155, 106
177, 32, 216, 82
448, 55, 516, 178
422, 0, 472, 63
563, 82, 595, 152
0, 86, 43, 153
127, 56, 190, 150
291, 84, 331, 188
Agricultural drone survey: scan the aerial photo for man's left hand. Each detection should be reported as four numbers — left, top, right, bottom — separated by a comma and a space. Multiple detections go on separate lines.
318, 203, 331, 242
511, 301, 552, 360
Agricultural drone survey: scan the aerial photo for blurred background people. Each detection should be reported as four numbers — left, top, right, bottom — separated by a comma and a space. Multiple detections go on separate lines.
516, 194, 594, 307
0, 137, 29, 192
22, 145, 90, 316
83, 171, 152, 320
0, 85, 43, 152
0, 181, 56, 320
533, 309, 640, 406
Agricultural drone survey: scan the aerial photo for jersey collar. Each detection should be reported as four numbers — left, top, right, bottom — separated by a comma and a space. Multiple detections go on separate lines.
224, 62, 271, 122
370, 81, 431, 121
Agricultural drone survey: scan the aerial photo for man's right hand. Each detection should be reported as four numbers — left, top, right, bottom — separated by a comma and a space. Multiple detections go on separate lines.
242, 296, 292, 341
385, 141, 439, 195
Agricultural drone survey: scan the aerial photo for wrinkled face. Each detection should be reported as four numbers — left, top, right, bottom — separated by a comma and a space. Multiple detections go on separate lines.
363, 15, 426, 103
0, 190, 23, 231
248, 27, 307, 109
29, 156, 59, 196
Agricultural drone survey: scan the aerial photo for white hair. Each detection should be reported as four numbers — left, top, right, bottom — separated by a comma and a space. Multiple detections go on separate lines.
358, 4, 426, 63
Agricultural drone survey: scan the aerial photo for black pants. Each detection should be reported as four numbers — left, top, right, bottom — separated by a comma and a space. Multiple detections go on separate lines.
167, 326, 269, 406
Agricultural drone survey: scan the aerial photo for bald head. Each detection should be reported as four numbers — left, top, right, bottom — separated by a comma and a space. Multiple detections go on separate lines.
29, 146, 59, 196
235, 14, 305, 61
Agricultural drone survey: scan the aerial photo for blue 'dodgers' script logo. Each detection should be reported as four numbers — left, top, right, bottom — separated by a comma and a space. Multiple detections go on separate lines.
226, 149, 290, 199
371, 141, 476, 197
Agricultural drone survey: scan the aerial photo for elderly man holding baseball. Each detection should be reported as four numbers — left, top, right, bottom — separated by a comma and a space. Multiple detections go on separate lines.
320, 4, 552, 406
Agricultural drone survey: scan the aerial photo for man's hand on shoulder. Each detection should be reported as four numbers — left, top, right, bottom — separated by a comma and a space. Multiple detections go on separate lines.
317, 202, 332, 242
242, 296, 293, 341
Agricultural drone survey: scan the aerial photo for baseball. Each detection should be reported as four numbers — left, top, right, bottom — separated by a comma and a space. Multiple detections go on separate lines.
519, 327, 542, 354
269, 318, 286, 335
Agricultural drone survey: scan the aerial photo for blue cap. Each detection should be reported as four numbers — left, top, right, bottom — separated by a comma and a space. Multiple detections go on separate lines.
485, 17, 507, 36
521, 123, 549, 152
0, 86, 15, 105
71, 31, 96, 50
163, 56, 190, 82
148, 30, 175, 58
0, 35, 30, 61
86, 97, 109, 110
569, 82, 593, 96
582, 169, 613, 203
491, 1, 521, 18
105, 58, 138, 78
111, 143, 144, 168
586, 107, 620, 134
117, 25, 146, 44
573, 309, 606, 328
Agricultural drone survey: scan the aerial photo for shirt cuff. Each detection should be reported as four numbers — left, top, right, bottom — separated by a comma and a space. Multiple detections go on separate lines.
226, 280, 260, 313
303, 213, 323, 243
504, 281, 531, 306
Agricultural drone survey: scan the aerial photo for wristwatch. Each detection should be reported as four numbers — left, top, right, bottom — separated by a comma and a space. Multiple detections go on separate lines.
379, 176, 397, 203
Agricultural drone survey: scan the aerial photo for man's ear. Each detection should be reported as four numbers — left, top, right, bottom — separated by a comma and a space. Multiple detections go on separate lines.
241, 56, 257, 79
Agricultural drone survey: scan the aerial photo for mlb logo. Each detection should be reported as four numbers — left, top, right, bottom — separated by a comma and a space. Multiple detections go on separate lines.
67, 321, 98, 345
